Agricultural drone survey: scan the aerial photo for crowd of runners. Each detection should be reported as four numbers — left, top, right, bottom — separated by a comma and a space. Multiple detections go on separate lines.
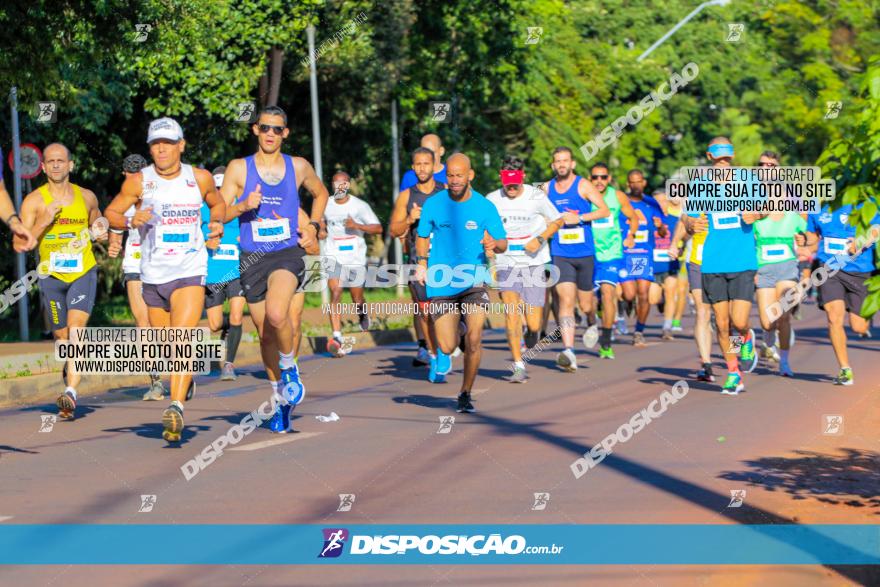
0, 105, 877, 443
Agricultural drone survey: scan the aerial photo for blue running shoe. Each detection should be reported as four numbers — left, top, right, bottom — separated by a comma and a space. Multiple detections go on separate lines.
280, 361, 305, 406
268, 400, 292, 433
436, 350, 451, 376
428, 355, 446, 383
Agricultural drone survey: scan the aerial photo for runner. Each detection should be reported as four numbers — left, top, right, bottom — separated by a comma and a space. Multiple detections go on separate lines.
400, 133, 447, 190
649, 188, 681, 341
542, 147, 610, 372
1, 145, 38, 251
799, 202, 880, 385
389, 146, 446, 368
322, 170, 382, 356
414, 153, 507, 412
682, 137, 761, 395
754, 208, 806, 377
220, 105, 327, 433
486, 155, 562, 382
106, 119, 225, 441
107, 154, 165, 400
15, 143, 108, 419
202, 166, 246, 380
587, 163, 637, 359
619, 170, 666, 347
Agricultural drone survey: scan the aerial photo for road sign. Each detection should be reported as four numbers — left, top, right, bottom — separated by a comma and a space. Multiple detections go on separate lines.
8, 143, 42, 179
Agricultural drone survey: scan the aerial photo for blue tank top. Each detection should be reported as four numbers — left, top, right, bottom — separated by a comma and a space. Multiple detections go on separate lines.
547, 176, 594, 257
201, 202, 241, 284
237, 155, 300, 253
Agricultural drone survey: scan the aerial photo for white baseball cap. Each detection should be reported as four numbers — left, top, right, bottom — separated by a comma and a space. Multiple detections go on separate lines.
147, 117, 184, 143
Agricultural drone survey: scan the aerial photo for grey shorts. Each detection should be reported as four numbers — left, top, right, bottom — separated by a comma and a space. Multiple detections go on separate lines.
205, 278, 244, 309
687, 263, 702, 292
40, 268, 98, 331
496, 266, 546, 308
327, 263, 368, 288
142, 275, 206, 312
123, 272, 141, 285
756, 259, 799, 289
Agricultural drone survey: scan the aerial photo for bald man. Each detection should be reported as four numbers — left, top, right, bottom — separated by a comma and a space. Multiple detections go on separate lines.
400, 133, 447, 191
414, 153, 507, 413
17, 143, 107, 419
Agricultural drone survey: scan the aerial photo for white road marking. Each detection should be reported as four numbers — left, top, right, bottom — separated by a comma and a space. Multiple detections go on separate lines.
0, 516, 14, 522
229, 431, 324, 451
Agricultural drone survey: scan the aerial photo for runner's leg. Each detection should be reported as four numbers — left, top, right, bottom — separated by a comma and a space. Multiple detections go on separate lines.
167, 285, 204, 403
126, 279, 149, 327
824, 300, 849, 369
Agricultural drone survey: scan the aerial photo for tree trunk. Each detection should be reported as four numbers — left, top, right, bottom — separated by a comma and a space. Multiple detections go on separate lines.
267, 47, 284, 107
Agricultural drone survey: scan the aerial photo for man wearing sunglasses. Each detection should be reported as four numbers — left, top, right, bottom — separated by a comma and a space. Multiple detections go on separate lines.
542, 146, 610, 373
486, 155, 563, 382
588, 163, 638, 359
220, 105, 328, 433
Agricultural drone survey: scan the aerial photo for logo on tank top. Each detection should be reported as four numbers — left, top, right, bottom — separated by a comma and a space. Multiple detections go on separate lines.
186, 180, 196, 188
143, 181, 157, 194
465, 221, 478, 230
839, 213, 849, 225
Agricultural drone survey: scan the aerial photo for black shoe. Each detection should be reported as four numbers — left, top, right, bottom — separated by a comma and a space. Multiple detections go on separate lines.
697, 362, 716, 383
185, 381, 195, 401
458, 335, 466, 354
456, 391, 475, 413
525, 330, 540, 349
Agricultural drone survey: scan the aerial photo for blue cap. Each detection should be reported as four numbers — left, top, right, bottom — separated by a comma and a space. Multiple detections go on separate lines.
707, 143, 734, 158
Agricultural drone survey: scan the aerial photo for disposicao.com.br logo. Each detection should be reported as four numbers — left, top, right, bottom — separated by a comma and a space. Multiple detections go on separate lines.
317, 528, 564, 558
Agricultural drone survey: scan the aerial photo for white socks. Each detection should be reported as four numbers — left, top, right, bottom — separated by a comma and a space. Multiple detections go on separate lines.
279, 352, 295, 369
65, 386, 77, 400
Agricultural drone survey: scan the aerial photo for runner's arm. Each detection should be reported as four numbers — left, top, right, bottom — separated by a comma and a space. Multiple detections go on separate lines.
81, 188, 108, 241
106, 174, 144, 230
3, 178, 38, 251
298, 208, 319, 254
388, 189, 412, 238
576, 178, 609, 222
196, 167, 225, 240
295, 157, 330, 237
617, 190, 639, 241
17, 190, 52, 242
220, 158, 250, 221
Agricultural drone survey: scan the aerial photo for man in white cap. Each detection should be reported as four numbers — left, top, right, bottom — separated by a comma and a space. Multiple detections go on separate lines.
106, 117, 226, 443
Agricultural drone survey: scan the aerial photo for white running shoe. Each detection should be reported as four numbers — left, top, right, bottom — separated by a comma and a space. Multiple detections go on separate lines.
451, 346, 463, 359
582, 324, 599, 349
556, 349, 577, 372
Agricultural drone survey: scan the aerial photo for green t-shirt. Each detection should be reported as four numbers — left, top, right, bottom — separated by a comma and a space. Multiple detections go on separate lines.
592, 186, 623, 262
754, 213, 806, 266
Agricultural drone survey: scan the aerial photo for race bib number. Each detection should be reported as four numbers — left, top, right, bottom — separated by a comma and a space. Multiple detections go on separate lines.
653, 249, 671, 263
823, 237, 849, 255
712, 213, 741, 230
507, 235, 531, 254
213, 244, 239, 261
156, 224, 195, 250
760, 244, 792, 262
592, 215, 614, 229
252, 218, 291, 243
50, 252, 83, 273
635, 227, 649, 243
558, 226, 585, 244
332, 235, 358, 252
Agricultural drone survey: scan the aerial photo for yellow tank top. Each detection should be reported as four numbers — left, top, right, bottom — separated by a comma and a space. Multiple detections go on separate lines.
37, 184, 96, 282
689, 215, 707, 266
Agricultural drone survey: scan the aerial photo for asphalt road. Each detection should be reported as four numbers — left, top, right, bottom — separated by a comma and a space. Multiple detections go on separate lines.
1, 301, 878, 586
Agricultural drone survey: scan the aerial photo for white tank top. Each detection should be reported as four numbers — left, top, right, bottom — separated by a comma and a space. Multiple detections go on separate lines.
138, 164, 207, 284
122, 205, 142, 274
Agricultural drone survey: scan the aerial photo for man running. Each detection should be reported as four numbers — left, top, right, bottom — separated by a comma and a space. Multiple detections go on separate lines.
107, 118, 225, 441
587, 163, 637, 359
1, 145, 38, 251
400, 133, 447, 190
221, 105, 327, 433
486, 155, 562, 382
650, 189, 681, 341
108, 154, 165, 400
322, 170, 382, 356
799, 202, 880, 385
202, 166, 246, 380
16, 143, 107, 419
542, 147, 610, 372
619, 170, 666, 347
415, 153, 507, 412
682, 138, 761, 395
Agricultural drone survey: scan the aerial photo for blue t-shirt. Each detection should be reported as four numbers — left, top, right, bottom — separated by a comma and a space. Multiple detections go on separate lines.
687, 177, 759, 274
401, 165, 447, 192
416, 189, 506, 298
201, 202, 242, 284
548, 176, 594, 258
807, 204, 880, 274
653, 212, 679, 273
624, 196, 664, 255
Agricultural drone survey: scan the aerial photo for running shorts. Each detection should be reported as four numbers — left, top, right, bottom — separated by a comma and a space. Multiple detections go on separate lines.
620, 252, 654, 283
817, 270, 870, 314
142, 275, 206, 312
240, 246, 306, 304
593, 258, 623, 287
687, 263, 702, 292
40, 267, 98, 331
496, 266, 546, 308
756, 260, 799, 289
123, 272, 141, 285
553, 256, 594, 290
701, 270, 757, 304
205, 278, 244, 309
429, 287, 491, 316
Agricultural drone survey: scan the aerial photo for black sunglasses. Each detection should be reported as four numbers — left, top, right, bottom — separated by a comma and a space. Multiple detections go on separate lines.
591, 174, 609, 180
258, 124, 285, 135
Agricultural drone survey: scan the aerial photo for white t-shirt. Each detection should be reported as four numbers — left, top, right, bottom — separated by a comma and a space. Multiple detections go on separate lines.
122, 205, 142, 274
486, 185, 561, 267
323, 195, 380, 265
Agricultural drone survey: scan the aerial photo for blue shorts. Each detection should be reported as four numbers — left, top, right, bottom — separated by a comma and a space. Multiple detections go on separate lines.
593, 258, 624, 287
620, 252, 654, 282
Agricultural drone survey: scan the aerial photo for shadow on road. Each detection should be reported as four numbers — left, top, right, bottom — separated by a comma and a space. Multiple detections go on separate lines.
720, 448, 880, 515
102, 422, 211, 447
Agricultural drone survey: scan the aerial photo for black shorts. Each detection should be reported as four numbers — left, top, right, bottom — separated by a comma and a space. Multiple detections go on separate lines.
142, 275, 205, 312
701, 270, 756, 304
40, 268, 98, 331
240, 246, 306, 303
817, 270, 869, 313
429, 287, 491, 316
553, 256, 594, 291
205, 278, 244, 309
123, 272, 140, 285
